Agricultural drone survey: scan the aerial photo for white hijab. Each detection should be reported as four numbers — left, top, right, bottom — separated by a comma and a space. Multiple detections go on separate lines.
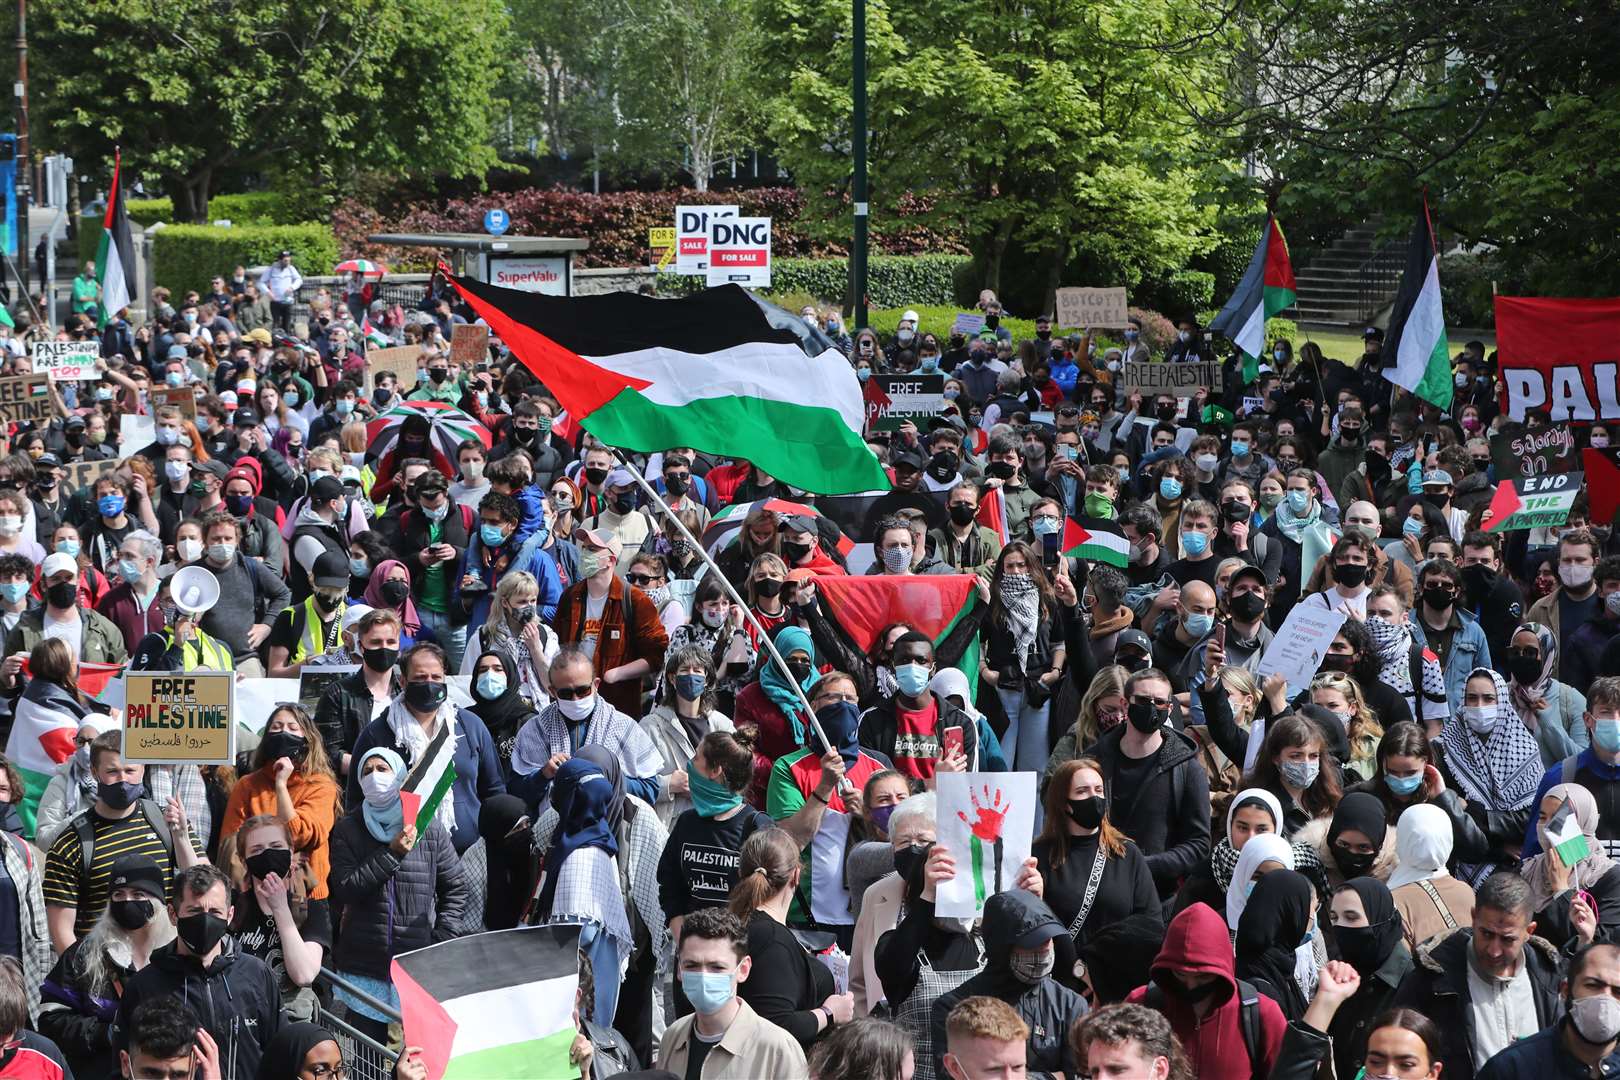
1386, 803, 1454, 890
1226, 787, 1285, 845
1225, 831, 1296, 931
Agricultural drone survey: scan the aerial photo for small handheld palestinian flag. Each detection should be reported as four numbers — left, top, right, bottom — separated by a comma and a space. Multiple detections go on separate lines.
1063, 517, 1129, 568
399, 723, 458, 833
1546, 797, 1591, 866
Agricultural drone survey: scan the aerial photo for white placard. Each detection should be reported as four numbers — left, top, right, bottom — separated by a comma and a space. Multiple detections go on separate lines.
34, 341, 100, 382
935, 772, 1037, 918
1255, 605, 1348, 698
705, 216, 771, 288
675, 204, 739, 275
120, 413, 155, 458
235, 678, 303, 736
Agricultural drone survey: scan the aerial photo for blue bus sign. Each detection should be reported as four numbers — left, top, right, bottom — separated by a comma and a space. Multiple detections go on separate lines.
483, 209, 510, 237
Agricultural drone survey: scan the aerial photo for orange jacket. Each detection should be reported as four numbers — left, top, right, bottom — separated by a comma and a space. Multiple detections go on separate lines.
219, 767, 341, 900
554, 575, 669, 718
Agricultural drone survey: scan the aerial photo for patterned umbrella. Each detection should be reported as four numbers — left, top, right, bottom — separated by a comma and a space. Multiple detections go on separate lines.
334, 258, 388, 275
364, 400, 491, 461
701, 497, 835, 555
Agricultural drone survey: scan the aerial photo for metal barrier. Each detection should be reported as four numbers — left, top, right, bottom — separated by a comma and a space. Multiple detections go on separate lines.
316, 967, 400, 1080
291, 276, 432, 323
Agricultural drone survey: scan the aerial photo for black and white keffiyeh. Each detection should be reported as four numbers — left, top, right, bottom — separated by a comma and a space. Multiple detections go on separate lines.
1440, 667, 1543, 812
1000, 575, 1041, 668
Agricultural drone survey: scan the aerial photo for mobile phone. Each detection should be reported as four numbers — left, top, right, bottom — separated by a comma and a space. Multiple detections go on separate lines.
942, 726, 964, 760
1041, 531, 1059, 570
1214, 621, 1226, 649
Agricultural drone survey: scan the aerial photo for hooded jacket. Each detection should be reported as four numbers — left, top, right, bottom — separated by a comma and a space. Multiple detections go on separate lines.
1125, 902, 1287, 1080
1085, 724, 1211, 893
929, 890, 1086, 1080
1293, 813, 1399, 889
114, 937, 283, 1080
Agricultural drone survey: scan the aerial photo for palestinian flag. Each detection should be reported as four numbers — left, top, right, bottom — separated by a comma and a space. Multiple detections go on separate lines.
399, 722, 457, 833
5, 681, 113, 839
1382, 200, 1453, 411
443, 269, 888, 495
95, 150, 137, 331
1210, 214, 1295, 384
976, 485, 1009, 545
1063, 517, 1129, 567
362, 317, 390, 350
1586, 446, 1620, 525
813, 574, 983, 696
1545, 797, 1591, 866
393, 925, 581, 1080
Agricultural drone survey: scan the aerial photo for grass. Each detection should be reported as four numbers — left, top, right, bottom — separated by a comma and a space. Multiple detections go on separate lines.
1293, 327, 1497, 365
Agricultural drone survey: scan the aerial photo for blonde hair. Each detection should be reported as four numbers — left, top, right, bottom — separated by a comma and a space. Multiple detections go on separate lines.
746, 553, 789, 607
1074, 666, 1127, 749
1217, 666, 1261, 724
1310, 671, 1383, 749
489, 571, 539, 652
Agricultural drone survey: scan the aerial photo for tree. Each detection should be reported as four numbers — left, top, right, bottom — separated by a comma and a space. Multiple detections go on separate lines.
33, 0, 512, 221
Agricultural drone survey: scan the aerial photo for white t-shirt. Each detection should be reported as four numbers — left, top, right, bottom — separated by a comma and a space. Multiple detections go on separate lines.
42, 611, 84, 656
581, 591, 608, 659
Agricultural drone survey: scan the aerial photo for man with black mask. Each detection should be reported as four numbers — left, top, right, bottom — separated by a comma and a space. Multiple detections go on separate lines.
1458, 531, 1524, 668
1085, 668, 1210, 899
314, 608, 403, 777
922, 428, 970, 492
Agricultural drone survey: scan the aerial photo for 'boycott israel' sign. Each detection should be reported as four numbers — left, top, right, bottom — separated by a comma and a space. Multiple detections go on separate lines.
706, 217, 772, 288
675, 204, 738, 275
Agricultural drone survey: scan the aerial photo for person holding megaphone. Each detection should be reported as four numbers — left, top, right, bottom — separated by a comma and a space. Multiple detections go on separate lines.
128, 565, 234, 674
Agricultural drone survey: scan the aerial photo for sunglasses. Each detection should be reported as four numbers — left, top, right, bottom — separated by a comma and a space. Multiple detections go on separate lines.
553, 683, 594, 700
626, 573, 661, 587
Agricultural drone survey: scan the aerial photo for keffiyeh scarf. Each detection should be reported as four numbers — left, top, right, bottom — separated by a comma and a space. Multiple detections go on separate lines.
1367, 615, 1447, 718
1000, 575, 1041, 668
1440, 667, 1542, 884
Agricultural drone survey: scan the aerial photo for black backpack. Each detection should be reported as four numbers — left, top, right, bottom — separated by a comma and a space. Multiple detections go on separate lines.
1144, 979, 1265, 1078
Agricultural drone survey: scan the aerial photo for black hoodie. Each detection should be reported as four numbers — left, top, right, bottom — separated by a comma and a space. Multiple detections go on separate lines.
114, 937, 283, 1080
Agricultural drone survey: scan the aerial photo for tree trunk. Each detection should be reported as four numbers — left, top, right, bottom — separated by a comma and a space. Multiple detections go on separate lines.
171, 170, 212, 224
1042, 236, 1070, 318
982, 219, 1015, 295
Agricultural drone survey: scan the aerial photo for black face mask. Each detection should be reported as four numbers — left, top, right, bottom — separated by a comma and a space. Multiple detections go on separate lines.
664, 474, 689, 496
1331, 562, 1369, 588
109, 898, 156, 931
1221, 500, 1250, 523
363, 646, 399, 673
177, 910, 230, 955
98, 780, 143, 810
379, 580, 411, 607
260, 731, 308, 764
754, 578, 784, 599
511, 426, 536, 445
1156, 404, 1178, 422
1461, 562, 1496, 596
1506, 653, 1543, 684
1067, 796, 1106, 829
610, 493, 635, 515
404, 680, 448, 713
1332, 845, 1378, 879
1332, 923, 1385, 977
785, 658, 813, 683
893, 842, 931, 888
928, 451, 960, 481
428, 368, 449, 384
1117, 653, 1150, 674
45, 581, 77, 609
245, 847, 293, 881
584, 466, 609, 487
1127, 700, 1166, 734
1318, 651, 1355, 673
986, 461, 1017, 481
1229, 591, 1266, 621
1422, 585, 1456, 611
781, 541, 812, 565
948, 503, 978, 527
1165, 975, 1222, 1002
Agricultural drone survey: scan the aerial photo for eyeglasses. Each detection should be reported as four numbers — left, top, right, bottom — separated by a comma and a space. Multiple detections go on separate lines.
626, 573, 662, 587
553, 684, 594, 700
305, 1066, 348, 1080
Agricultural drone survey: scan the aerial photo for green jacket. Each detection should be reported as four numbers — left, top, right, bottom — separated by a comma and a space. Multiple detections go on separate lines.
3, 607, 129, 665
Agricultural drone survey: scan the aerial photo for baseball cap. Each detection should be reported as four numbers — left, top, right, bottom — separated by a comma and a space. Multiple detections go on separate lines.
35, 452, 60, 470
64, 415, 85, 431
1363, 326, 1385, 341
218, 391, 239, 410
194, 459, 228, 482
278, 249, 293, 258
342, 603, 374, 633
309, 476, 345, 503
41, 552, 78, 580
1229, 564, 1268, 592
106, 854, 166, 902
312, 551, 351, 589
340, 465, 364, 487
244, 328, 272, 347
1421, 469, 1453, 487
574, 527, 624, 558
604, 467, 636, 491
780, 514, 818, 536
891, 448, 927, 471
901, 310, 920, 325
1115, 629, 1153, 658
235, 408, 261, 428
166, 344, 188, 361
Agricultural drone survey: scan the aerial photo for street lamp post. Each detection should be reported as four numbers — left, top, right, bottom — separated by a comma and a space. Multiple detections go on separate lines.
851, 0, 868, 330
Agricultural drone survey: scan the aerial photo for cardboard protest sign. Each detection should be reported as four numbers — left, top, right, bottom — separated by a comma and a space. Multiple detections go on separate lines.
706, 217, 772, 288
448, 324, 489, 369
675, 204, 739, 275
60, 457, 119, 496
1497, 295, 1620, 421
367, 345, 424, 391
122, 672, 235, 765
866, 373, 945, 432
1485, 471, 1582, 532
1055, 287, 1128, 329
0, 375, 50, 424
151, 386, 196, 421
935, 772, 1036, 918
34, 341, 99, 382
1256, 605, 1348, 699
1490, 421, 1577, 485
952, 312, 985, 337
1121, 360, 1222, 397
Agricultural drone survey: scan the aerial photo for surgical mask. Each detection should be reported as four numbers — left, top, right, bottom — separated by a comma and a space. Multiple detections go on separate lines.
1569, 992, 1620, 1045
1159, 477, 1182, 501
1031, 516, 1060, 537
118, 558, 145, 583
1403, 515, 1426, 537
1181, 531, 1209, 558
1116, 467, 1130, 486
1595, 718, 1620, 753
1385, 771, 1423, 797
335, 399, 355, 417
1279, 759, 1319, 789
881, 546, 912, 573
1286, 490, 1310, 513
681, 971, 737, 1015
1183, 611, 1214, 637
155, 426, 180, 446
0, 581, 26, 605
207, 543, 236, 565
164, 461, 189, 484
165, 371, 185, 388
350, 556, 369, 577
895, 662, 930, 697
1462, 705, 1497, 734
1562, 563, 1596, 589
422, 502, 449, 523
1194, 453, 1218, 473
1230, 440, 1250, 457
0, 517, 20, 538
476, 671, 508, 699
360, 771, 398, 804
479, 524, 508, 548
1009, 945, 1055, 984
1273, 348, 1287, 362
1594, 435, 1612, 449
558, 693, 597, 721
56, 539, 80, 558
674, 673, 706, 701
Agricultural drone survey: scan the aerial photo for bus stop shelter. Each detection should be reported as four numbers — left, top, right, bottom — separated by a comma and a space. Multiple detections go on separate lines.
365, 233, 590, 296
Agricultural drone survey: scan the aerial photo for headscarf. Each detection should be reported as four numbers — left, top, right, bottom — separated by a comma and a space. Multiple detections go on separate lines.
364, 559, 422, 635
1439, 667, 1542, 815
1386, 803, 1453, 890
1235, 868, 1313, 1020
1333, 877, 1405, 979
929, 668, 984, 726
1507, 621, 1557, 727
534, 758, 620, 928
255, 1021, 337, 1080
468, 648, 536, 745
1213, 788, 1287, 888
477, 794, 535, 932
1226, 832, 1295, 931
576, 745, 627, 834
357, 746, 406, 844
1326, 793, 1390, 881
759, 625, 816, 742
1523, 783, 1616, 912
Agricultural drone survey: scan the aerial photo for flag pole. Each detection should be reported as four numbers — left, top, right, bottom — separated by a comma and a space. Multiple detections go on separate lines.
605, 449, 846, 775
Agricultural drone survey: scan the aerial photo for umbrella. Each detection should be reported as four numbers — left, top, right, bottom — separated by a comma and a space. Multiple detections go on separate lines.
335, 258, 387, 276
701, 497, 847, 556
365, 400, 492, 462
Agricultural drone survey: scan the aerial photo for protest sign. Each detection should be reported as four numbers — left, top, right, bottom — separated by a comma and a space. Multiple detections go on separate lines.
1497, 295, 1620, 421
675, 204, 739, 275
122, 672, 235, 765
1242, 396, 1264, 414
952, 312, 985, 337
151, 386, 196, 420
367, 345, 423, 391
1490, 421, 1578, 484
0, 375, 49, 424
866, 373, 944, 432
120, 414, 155, 458
234, 678, 302, 737
300, 666, 359, 715
33, 341, 99, 382
61, 457, 118, 496
449, 323, 489, 368
1485, 471, 1582, 532
935, 772, 1036, 918
1120, 360, 1222, 397
706, 217, 772, 288
1256, 605, 1348, 698
1055, 287, 1129, 329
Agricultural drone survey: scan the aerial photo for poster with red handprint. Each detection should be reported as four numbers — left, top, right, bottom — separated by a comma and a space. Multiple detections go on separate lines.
935, 772, 1036, 918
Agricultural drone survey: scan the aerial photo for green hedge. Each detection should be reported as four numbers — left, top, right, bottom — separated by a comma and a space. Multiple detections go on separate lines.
79, 192, 301, 266
152, 223, 338, 297
657, 254, 970, 307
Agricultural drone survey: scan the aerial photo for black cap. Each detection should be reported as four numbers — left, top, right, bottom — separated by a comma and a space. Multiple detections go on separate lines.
1363, 326, 1385, 340
1228, 564, 1268, 591
235, 408, 260, 428
194, 459, 229, 481
309, 476, 345, 503
64, 415, 85, 431
106, 853, 166, 902
1115, 628, 1153, 656
891, 448, 927, 471
35, 452, 61, 469
312, 550, 351, 589
278, 249, 293, 258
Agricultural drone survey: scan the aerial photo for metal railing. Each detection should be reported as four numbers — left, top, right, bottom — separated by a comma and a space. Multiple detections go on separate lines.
1354, 236, 1406, 323
289, 275, 434, 324
316, 967, 401, 1080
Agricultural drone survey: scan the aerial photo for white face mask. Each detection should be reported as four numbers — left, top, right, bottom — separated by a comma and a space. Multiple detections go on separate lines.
1562, 563, 1596, 589
0, 516, 20, 537
558, 693, 596, 721
359, 770, 397, 806
1462, 704, 1498, 735
177, 538, 203, 563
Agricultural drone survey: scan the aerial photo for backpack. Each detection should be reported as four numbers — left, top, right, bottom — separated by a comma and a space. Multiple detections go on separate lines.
70, 799, 174, 870
1144, 979, 1265, 1079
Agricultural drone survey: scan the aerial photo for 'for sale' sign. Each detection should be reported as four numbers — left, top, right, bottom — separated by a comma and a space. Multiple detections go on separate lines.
675, 205, 739, 275
706, 217, 772, 288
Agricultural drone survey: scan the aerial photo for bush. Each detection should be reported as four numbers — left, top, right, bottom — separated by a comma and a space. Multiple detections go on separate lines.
1130, 307, 1177, 354
1138, 270, 1216, 320
652, 254, 970, 308
152, 223, 338, 296
79, 192, 300, 266
1440, 253, 1510, 328
1265, 318, 1299, 348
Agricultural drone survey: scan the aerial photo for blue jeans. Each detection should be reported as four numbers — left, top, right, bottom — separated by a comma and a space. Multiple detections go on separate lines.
416, 606, 467, 672
998, 686, 1050, 829
578, 920, 622, 1026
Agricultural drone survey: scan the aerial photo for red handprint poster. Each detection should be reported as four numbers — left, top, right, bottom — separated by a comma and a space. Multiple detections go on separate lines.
935, 772, 1036, 918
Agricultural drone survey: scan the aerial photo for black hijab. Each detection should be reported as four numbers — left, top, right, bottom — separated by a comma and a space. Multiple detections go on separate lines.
478, 794, 535, 932
255, 1021, 336, 1080
1235, 868, 1313, 1020
1332, 877, 1404, 978
1326, 792, 1387, 881
469, 648, 536, 742
576, 744, 628, 831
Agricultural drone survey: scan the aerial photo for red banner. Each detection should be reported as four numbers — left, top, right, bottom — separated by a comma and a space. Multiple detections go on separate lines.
1497, 296, 1620, 421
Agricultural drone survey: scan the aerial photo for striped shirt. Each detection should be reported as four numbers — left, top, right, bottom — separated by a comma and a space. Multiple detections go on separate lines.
43, 809, 198, 937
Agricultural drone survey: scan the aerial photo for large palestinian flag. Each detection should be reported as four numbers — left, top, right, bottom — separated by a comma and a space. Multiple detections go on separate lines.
95, 150, 137, 331
6, 678, 117, 838
1382, 200, 1453, 411
813, 574, 983, 695
393, 925, 581, 1079
442, 270, 888, 495
1210, 214, 1295, 383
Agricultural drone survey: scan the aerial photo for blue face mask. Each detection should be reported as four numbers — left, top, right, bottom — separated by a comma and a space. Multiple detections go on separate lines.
680, 970, 736, 1015
98, 494, 126, 518
117, 558, 144, 583
1402, 515, 1426, 537
349, 557, 369, 577
1286, 490, 1310, 513
475, 671, 507, 699
0, 581, 25, 604
1230, 440, 1250, 457
1596, 717, 1620, 754
479, 523, 508, 548
1117, 467, 1130, 486
1181, 531, 1209, 557
1159, 477, 1183, 501
1032, 516, 1061, 538
1385, 771, 1423, 796
894, 662, 930, 697
674, 673, 706, 701
335, 399, 354, 417
56, 540, 80, 558
1184, 612, 1214, 637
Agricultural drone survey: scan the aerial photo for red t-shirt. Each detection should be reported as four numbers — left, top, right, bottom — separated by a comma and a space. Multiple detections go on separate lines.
892, 699, 942, 782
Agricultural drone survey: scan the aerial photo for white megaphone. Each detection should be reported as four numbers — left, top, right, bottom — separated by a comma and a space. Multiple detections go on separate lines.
170, 566, 221, 616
